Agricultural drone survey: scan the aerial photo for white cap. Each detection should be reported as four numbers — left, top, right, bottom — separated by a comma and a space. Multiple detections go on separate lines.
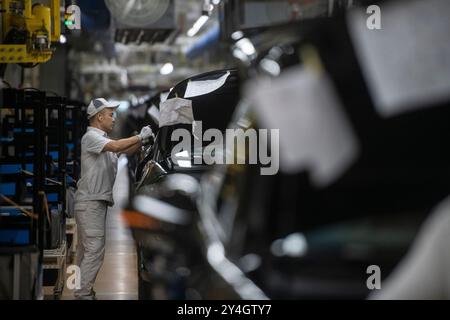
87, 98, 120, 119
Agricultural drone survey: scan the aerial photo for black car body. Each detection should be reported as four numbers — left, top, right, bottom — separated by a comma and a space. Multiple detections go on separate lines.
125, 69, 241, 299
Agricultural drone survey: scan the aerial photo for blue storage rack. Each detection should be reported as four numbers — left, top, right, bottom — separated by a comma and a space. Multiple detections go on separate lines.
1, 89, 68, 252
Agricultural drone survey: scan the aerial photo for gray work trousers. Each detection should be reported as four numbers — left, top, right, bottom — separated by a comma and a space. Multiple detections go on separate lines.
74, 200, 108, 299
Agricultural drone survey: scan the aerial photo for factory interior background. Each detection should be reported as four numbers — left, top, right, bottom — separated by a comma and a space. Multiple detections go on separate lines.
1, 0, 450, 301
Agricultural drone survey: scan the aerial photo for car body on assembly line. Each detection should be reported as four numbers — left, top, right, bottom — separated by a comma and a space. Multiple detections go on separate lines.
122, 69, 241, 300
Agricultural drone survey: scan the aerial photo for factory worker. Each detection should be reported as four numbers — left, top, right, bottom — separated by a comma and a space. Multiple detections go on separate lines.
74, 98, 153, 300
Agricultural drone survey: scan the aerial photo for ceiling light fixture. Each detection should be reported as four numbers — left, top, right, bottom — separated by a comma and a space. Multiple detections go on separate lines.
160, 62, 174, 75
187, 15, 209, 37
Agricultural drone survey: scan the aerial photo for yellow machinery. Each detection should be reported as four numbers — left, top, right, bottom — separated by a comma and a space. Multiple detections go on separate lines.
0, 0, 61, 64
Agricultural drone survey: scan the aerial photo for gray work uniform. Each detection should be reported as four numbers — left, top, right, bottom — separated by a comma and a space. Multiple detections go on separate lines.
74, 127, 118, 299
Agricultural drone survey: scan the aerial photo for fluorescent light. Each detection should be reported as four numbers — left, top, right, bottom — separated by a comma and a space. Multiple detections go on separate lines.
187, 15, 209, 37
160, 62, 174, 75
59, 34, 67, 44
212, 0, 221, 5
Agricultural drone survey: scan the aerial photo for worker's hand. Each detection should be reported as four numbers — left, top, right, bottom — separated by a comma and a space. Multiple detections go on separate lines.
137, 126, 153, 142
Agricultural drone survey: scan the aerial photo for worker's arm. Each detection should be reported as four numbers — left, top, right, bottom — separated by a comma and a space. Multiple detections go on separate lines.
101, 126, 153, 153
102, 136, 141, 153
119, 140, 143, 156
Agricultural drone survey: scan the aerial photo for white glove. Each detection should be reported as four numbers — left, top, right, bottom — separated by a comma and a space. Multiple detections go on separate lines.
137, 126, 153, 142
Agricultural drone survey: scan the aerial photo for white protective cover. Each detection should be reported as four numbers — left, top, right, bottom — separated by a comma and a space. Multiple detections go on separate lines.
159, 97, 194, 128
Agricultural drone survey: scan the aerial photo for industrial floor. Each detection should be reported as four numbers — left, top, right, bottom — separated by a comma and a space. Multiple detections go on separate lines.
58, 156, 138, 300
